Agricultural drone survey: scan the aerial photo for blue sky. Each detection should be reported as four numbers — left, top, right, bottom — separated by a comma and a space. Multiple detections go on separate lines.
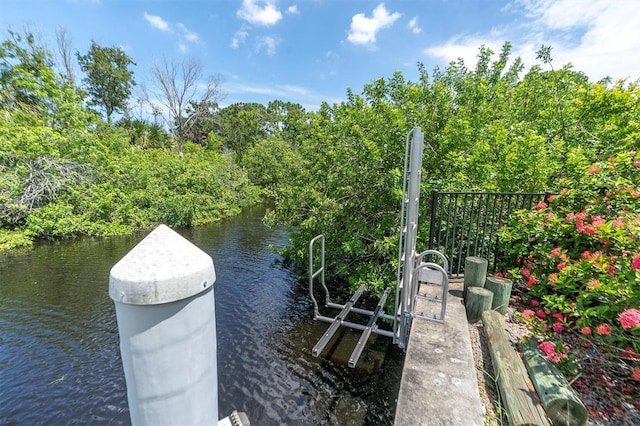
1, 0, 639, 111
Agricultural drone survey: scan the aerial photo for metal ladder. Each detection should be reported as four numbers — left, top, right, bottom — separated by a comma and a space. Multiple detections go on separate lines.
394, 127, 424, 348
393, 128, 450, 346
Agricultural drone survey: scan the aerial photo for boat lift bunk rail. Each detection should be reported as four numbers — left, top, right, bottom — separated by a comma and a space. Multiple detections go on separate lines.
309, 234, 395, 368
307, 127, 451, 368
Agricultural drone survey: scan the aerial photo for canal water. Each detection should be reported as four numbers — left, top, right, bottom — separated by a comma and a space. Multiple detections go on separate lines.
0, 205, 404, 425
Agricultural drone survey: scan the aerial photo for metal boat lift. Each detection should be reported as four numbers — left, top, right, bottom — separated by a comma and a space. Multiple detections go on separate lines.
308, 127, 449, 367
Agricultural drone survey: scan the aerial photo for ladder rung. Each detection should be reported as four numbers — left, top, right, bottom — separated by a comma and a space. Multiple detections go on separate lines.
416, 294, 444, 303
413, 312, 445, 323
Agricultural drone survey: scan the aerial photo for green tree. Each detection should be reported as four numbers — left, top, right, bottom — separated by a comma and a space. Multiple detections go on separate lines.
77, 40, 135, 124
0, 30, 50, 114
182, 100, 220, 147
266, 100, 309, 146
0, 29, 92, 129
215, 102, 270, 158
241, 136, 303, 196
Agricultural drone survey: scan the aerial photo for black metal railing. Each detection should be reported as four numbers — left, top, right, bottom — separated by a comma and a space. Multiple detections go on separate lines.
426, 190, 550, 277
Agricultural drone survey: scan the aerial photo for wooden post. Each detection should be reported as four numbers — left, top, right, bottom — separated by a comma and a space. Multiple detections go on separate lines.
463, 256, 488, 298
465, 287, 493, 324
520, 339, 588, 426
485, 275, 513, 314
482, 310, 551, 426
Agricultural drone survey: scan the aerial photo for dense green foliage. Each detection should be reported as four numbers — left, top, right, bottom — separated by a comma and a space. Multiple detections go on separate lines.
498, 153, 639, 376
0, 31, 259, 251
265, 43, 640, 300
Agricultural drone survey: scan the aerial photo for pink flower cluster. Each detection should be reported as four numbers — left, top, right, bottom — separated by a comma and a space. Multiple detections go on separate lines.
575, 211, 598, 235
618, 309, 640, 330
539, 341, 568, 364
551, 312, 565, 333
535, 202, 548, 211
520, 267, 539, 288
596, 323, 612, 336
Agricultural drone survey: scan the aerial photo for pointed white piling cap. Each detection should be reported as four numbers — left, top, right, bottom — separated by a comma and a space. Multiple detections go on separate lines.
109, 224, 216, 305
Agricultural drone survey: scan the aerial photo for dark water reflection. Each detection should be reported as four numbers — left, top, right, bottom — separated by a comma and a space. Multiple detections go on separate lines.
0, 205, 404, 425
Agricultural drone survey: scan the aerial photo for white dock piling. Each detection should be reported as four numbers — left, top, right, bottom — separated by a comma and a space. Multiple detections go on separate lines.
109, 224, 217, 426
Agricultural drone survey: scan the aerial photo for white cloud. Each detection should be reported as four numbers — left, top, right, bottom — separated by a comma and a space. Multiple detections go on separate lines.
424, 0, 640, 81
521, 0, 640, 79
142, 14, 201, 53
326, 50, 339, 59
320, 70, 336, 80
231, 34, 247, 48
287, 5, 299, 15
256, 36, 279, 56
237, 0, 283, 26
518, 0, 607, 29
231, 25, 250, 48
177, 23, 199, 43
408, 16, 421, 34
143, 12, 170, 32
226, 82, 305, 98
425, 35, 508, 68
281, 84, 309, 96
223, 81, 329, 111
347, 3, 401, 46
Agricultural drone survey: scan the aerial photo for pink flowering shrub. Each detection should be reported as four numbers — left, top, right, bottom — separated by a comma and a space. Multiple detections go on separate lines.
538, 340, 571, 365
498, 151, 640, 379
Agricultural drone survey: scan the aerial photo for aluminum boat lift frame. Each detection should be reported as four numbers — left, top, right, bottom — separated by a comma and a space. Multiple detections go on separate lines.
308, 127, 449, 367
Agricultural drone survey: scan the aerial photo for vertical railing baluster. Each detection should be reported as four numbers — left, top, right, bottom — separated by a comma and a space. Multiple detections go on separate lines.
464, 194, 476, 259
450, 193, 460, 275
479, 193, 492, 260
472, 193, 484, 256
455, 193, 469, 276
436, 192, 446, 260
428, 189, 439, 251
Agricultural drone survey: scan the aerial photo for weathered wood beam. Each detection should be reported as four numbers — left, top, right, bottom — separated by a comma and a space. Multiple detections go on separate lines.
482, 310, 551, 426
519, 338, 588, 426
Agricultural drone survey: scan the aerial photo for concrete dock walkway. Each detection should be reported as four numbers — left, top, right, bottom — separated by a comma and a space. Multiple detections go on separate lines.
394, 278, 484, 426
